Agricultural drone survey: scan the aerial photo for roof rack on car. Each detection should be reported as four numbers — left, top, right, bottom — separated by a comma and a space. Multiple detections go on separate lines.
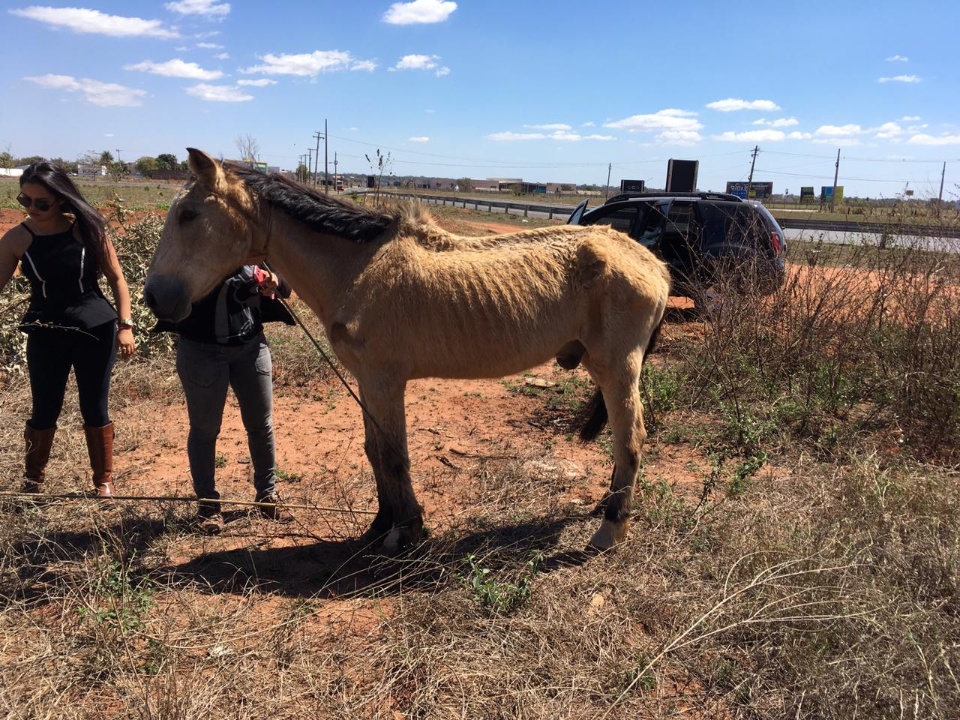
604, 191, 744, 204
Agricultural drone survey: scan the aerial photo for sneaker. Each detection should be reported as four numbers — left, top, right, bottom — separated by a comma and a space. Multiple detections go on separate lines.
197, 500, 224, 535
254, 490, 293, 522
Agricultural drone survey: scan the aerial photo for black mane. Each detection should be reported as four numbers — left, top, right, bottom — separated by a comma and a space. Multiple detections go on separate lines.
224, 162, 398, 244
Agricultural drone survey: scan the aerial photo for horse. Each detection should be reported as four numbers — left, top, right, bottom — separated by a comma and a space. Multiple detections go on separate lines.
144, 148, 671, 553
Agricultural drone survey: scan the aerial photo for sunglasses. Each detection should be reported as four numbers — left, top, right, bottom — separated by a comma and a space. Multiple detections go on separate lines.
16, 193, 57, 212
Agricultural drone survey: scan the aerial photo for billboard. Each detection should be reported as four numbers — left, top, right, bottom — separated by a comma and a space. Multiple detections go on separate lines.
800, 186, 816, 204
821, 186, 844, 204
726, 181, 774, 200
620, 179, 646, 193
666, 159, 698, 192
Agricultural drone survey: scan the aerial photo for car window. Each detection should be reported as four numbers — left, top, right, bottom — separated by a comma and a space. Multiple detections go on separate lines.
698, 203, 765, 249
636, 206, 665, 247
581, 205, 642, 234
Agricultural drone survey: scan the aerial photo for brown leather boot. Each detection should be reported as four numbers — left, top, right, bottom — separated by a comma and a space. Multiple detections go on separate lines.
84, 423, 115, 499
23, 423, 56, 494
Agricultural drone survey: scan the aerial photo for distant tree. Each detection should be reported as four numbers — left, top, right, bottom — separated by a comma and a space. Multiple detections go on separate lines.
156, 153, 178, 171
18, 155, 45, 167
0, 151, 13, 169
235, 134, 259, 162
108, 160, 128, 182
98, 151, 114, 165
48, 157, 78, 174
296, 162, 310, 183
456, 177, 474, 192
136, 156, 158, 177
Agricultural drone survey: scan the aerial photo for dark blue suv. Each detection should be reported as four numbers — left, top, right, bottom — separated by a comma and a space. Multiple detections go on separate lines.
568, 192, 787, 306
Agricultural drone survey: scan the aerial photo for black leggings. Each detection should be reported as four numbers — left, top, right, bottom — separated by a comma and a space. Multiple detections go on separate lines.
26, 321, 117, 430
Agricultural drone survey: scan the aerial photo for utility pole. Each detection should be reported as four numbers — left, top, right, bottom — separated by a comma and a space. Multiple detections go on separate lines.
831, 148, 840, 210
938, 161, 946, 217
604, 162, 611, 200
312, 130, 323, 186
746, 145, 759, 198
323, 118, 329, 195
333, 152, 338, 191
307, 148, 314, 185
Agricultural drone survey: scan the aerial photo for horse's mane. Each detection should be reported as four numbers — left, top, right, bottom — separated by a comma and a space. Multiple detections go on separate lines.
224, 161, 403, 244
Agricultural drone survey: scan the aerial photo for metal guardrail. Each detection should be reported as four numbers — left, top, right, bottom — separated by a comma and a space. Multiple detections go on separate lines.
387, 192, 960, 239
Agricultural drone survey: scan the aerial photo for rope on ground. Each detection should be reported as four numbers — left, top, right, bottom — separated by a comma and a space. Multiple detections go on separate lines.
0, 490, 376, 515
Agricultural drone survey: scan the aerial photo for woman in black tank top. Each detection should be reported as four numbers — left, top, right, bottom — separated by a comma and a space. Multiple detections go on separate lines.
0, 161, 136, 498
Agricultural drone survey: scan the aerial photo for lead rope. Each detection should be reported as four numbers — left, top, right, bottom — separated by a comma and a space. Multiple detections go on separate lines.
275, 294, 396, 447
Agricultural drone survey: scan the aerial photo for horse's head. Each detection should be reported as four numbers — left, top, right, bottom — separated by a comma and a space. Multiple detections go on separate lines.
144, 148, 263, 322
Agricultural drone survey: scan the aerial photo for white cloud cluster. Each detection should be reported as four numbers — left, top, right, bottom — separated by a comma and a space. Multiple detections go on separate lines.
603, 109, 702, 144
10, 6, 178, 38
390, 54, 450, 77
125, 59, 223, 80
488, 129, 614, 142
706, 98, 781, 112
25, 73, 147, 106
165, 0, 230, 17
878, 75, 921, 83
886, 54, 909, 62
185, 83, 252, 102
242, 50, 376, 76
383, 0, 457, 24
753, 117, 799, 128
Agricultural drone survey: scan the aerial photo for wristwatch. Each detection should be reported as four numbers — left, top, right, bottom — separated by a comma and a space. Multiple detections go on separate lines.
117, 318, 135, 331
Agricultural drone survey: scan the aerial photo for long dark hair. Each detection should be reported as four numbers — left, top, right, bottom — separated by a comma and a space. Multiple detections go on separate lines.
20, 162, 108, 269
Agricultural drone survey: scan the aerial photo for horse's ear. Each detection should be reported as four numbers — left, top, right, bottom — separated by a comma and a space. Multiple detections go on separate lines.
186, 148, 221, 188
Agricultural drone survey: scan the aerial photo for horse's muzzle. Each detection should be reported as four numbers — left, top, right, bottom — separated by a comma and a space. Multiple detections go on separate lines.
143, 274, 193, 323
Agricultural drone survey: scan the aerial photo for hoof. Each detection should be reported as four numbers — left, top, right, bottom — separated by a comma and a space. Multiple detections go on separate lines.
381, 523, 424, 555
588, 519, 628, 552
95, 482, 115, 500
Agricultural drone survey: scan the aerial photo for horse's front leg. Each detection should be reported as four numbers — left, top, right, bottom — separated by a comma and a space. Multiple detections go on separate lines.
358, 380, 423, 553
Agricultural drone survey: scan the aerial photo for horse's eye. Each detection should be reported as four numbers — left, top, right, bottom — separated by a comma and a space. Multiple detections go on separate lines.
179, 207, 197, 224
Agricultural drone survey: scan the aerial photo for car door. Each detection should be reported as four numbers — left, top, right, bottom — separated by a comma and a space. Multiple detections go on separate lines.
658, 201, 698, 292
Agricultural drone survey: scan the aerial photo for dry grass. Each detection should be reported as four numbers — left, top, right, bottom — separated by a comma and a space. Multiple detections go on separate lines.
0, 210, 958, 718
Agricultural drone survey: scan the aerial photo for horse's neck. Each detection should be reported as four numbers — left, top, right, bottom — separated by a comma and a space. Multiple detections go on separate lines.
265, 216, 371, 324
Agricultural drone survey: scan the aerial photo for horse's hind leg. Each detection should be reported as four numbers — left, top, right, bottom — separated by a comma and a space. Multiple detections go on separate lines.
358, 381, 424, 553
589, 366, 646, 551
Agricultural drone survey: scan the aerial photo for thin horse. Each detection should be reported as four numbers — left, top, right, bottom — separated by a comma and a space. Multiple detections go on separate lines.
144, 148, 671, 552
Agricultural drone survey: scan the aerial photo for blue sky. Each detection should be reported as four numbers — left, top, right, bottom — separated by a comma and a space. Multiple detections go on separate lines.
2, 0, 959, 199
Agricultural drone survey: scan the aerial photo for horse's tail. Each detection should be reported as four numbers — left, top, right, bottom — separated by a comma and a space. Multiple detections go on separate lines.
576, 318, 664, 442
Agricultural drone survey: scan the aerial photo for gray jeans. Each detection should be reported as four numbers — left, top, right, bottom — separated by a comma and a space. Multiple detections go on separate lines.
176, 333, 276, 501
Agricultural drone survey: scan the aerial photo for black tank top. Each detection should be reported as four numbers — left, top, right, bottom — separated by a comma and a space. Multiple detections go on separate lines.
19, 222, 116, 332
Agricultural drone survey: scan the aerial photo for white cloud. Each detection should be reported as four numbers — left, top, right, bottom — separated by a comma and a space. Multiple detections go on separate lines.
815, 124, 863, 138
408, 136, 430, 143
754, 117, 799, 128
125, 59, 223, 80
237, 78, 276, 87
706, 98, 781, 112
874, 122, 903, 139
185, 83, 253, 102
787, 131, 813, 140
658, 129, 701, 145
523, 123, 572, 131
716, 129, 787, 143
196, 42, 223, 49
241, 50, 375, 76
390, 54, 450, 76
215, 52, 229, 60
886, 54, 909, 62
487, 130, 614, 142
165, 0, 230, 16
10, 6, 178, 38
25, 74, 147, 106
878, 74, 921, 83
902, 115, 921, 121
604, 109, 702, 133
907, 133, 960, 146
383, 0, 457, 24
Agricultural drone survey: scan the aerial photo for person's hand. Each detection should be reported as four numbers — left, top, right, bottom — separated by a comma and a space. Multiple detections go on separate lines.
257, 268, 279, 296
117, 328, 136, 359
